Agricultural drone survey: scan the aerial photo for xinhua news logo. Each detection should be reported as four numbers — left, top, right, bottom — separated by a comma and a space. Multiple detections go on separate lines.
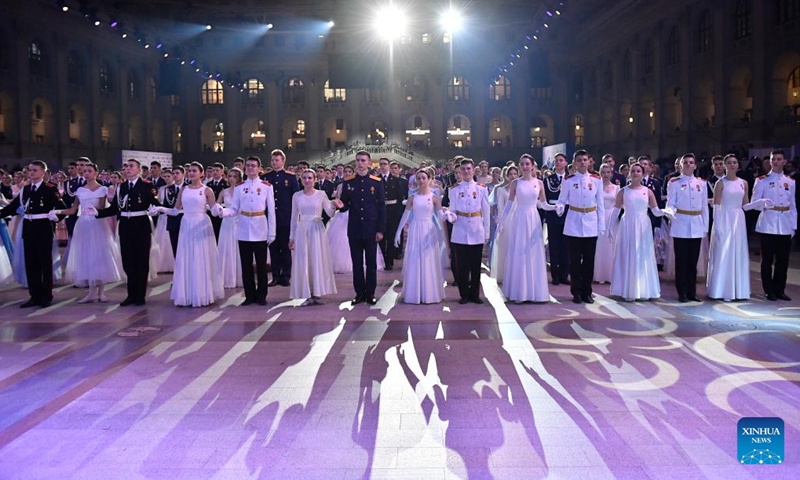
738, 417, 784, 465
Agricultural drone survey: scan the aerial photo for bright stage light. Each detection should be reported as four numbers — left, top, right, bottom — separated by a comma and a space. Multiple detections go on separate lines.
267, 23, 273, 29
440, 8, 463, 33
206, 24, 212, 30
373, 6, 407, 40
328, 20, 335, 28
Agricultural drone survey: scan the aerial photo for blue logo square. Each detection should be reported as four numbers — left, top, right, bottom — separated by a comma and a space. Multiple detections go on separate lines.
738, 417, 784, 465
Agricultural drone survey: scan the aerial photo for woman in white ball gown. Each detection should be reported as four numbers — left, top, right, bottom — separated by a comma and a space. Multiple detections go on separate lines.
216, 168, 243, 288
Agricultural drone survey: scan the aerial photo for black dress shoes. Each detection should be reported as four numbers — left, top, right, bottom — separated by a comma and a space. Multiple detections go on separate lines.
241, 299, 254, 306
267, 279, 279, 287
470, 297, 485, 304
581, 295, 594, 304
384, 266, 393, 271
560, 278, 571, 285
458, 298, 469, 305
256, 299, 267, 306
776, 293, 792, 301
352, 294, 366, 305
678, 296, 689, 303
134, 299, 146, 306
277, 279, 291, 287
572, 295, 583, 304
551, 279, 560, 286
365, 297, 377, 306
20, 299, 38, 308
687, 296, 702, 302
39, 298, 53, 308
765, 293, 777, 301
120, 298, 135, 306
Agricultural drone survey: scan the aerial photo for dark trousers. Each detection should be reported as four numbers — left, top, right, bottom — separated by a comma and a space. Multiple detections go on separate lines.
760, 233, 791, 296
167, 215, 182, 258
22, 221, 54, 303
119, 217, 152, 302
65, 215, 78, 238
447, 222, 456, 280
210, 215, 222, 242
673, 237, 702, 298
566, 235, 597, 297
452, 243, 483, 300
547, 223, 570, 282
380, 206, 403, 269
239, 240, 268, 301
349, 235, 378, 297
268, 226, 292, 281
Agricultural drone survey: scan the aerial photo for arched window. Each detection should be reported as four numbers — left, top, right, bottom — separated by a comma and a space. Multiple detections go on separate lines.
29, 41, 46, 77
99, 61, 114, 94
295, 119, 306, 136
448, 76, 470, 101
243, 78, 265, 105
489, 76, 511, 101
213, 122, 224, 152
622, 50, 632, 81
574, 114, 585, 146
173, 123, 182, 153
642, 39, 654, 74
697, 10, 713, 54
128, 70, 139, 100
789, 66, 800, 105
667, 26, 680, 65
67, 51, 85, 87
404, 76, 427, 102
735, 0, 752, 39
283, 78, 305, 105
201, 79, 224, 105
323, 80, 346, 103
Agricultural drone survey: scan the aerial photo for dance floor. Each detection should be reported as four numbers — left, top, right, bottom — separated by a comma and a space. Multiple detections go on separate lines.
0, 256, 799, 479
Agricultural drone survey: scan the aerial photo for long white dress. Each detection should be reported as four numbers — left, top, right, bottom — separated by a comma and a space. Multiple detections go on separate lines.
153, 186, 175, 273
290, 190, 337, 298
610, 186, 661, 300
0, 227, 12, 285
401, 193, 445, 304
594, 183, 619, 283
170, 186, 224, 307
489, 186, 511, 281
10, 214, 26, 286
706, 177, 750, 300
217, 188, 242, 288
65, 186, 125, 285
502, 179, 550, 302
326, 209, 385, 274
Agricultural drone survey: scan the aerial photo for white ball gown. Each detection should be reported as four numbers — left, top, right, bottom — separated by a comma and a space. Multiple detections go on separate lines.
217, 188, 243, 288
153, 186, 175, 273
502, 179, 550, 302
610, 186, 661, 301
170, 186, 224, 307
594, 183, 619, 283
326, 210, 385, 274
289, 190, 337, 299
489, 186, 510, 282
0, 231, 13, 286
401, 193, 445, 304
706, 177, 750, 300
65, 186, 125, 285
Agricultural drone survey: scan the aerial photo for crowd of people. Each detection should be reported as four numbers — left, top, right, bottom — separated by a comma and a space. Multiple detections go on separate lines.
0, 147, 796, 309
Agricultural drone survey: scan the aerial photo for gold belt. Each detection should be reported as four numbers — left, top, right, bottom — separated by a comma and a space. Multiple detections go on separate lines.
676, 209, 701, 216
569, 205, 596, 214
241, 210, 265, 217
456, 211, 481, 218
771, 206, 790, 212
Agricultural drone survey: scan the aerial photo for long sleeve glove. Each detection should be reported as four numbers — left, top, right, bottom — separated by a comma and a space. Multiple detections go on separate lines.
48, 210, 60, 222
650, 207, 665, 217
394, 209, 411, 247
220, 207, 237, 218
555, 203, 565, 217
442, 207, 457, 223
537, 200, 556, 211
496, 201, 514, 236
608, 207, 621, 243
742, 198, 774, 211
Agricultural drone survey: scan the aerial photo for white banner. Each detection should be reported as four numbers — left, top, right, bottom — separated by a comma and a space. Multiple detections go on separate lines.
121, 150, 173, 168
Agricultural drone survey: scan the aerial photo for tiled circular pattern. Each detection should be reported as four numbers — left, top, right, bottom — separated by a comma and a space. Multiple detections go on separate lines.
116, 326, 163, 337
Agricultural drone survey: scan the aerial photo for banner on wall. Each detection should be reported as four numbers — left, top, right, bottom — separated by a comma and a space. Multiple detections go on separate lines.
120, 150, 173, 168
542, 143, 573, 170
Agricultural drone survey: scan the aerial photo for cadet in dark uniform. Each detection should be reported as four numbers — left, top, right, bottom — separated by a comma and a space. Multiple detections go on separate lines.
91, 158, 161, 306
262, 149, 300, 287
544, 153, 570, 285
315, 165, 336, 225
165, 165, 185, 257
378, 158, 408, 270
207, 162, 229, 241
334, 150, 386, 305
63, 157, 89, 238
0, 160, 66, 308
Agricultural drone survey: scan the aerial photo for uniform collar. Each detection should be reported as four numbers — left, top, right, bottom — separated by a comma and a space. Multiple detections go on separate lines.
32, 180, 44, 190
681, 174, 694, 180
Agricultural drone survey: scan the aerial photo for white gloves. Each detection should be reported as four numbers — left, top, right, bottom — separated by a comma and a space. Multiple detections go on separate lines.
220, 207, 237, 218
742, 198, 775, 211
662, 206, 676, 221
555, 203, 565, 217
650, 207, 665, 217
47, 210, 60, 222
147, 205, 161, 216
82, 205, 98, 217
267, 235, 275, 244
210, 204, 223, 217
443, 208, 457, 223
537, 201, 556, 212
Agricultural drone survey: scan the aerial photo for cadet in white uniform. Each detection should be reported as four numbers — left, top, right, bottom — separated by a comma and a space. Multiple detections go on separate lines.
664, 154, 709, 303
216, 156, 276, 305
555, 150, 605, 304
751, 149, 797, 301
445, 158, 490, 304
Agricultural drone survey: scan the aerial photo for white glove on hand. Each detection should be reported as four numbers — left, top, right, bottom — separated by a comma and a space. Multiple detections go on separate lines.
147, 205, 160, 216
537, 201, 556, 212
443, 209, 457, 223
210, 204, 222, 217
47, 210, 59, 222
220, 207, 237, 218
394, 232, 402, 248
555, 204, 565, 217
82, 205, 98, 217
267, 235, 276, 244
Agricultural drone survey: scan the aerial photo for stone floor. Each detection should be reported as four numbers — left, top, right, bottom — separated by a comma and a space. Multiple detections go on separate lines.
0, 255, 798, 479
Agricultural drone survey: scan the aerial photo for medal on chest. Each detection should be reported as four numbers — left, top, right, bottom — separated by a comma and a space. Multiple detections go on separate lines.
588, 182, 593, 191
257, 188, 262, 195
370, 186, 375, 195
472, 190, 477, 199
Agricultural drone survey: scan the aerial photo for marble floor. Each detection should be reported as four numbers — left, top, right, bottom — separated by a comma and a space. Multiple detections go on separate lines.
0, 255, 798, 479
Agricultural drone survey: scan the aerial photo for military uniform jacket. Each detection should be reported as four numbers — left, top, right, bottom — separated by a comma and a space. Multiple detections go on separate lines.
339, 173, 386, 239
207, 178, 229, 200
227, 178, 277, 242
261, 170, 299, 227
556, 172, 605, 237
150, 176, 167, 190
666, 175, 709, 238
448, 180, 490, 245
382, 174, 409, 206
96, 178, 160, 218
63, 176, 86, 208
0, 181, 66, 239
543, 172, 567, 225
752, 171, 797, 235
